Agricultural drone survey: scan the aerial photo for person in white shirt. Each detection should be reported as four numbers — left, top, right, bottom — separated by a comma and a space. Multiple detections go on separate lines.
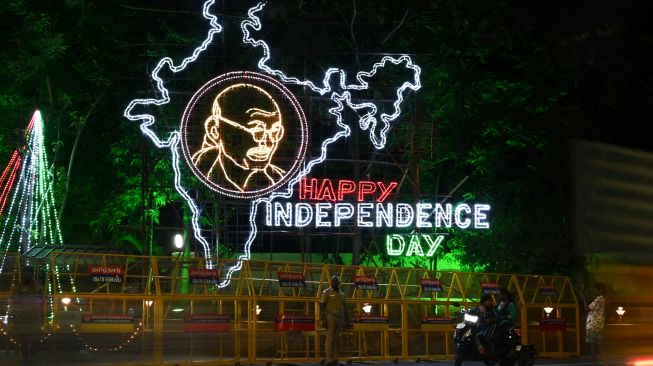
585, 283, 606, 366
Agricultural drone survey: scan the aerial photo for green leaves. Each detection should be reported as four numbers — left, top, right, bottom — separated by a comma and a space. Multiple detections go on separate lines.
401, 0, 579, 274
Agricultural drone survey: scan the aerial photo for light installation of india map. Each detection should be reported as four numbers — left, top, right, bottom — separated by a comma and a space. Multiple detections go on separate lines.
124, 1, 421, 287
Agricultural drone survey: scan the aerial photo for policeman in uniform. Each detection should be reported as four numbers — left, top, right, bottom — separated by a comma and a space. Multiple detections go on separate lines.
321, 275, 349, 366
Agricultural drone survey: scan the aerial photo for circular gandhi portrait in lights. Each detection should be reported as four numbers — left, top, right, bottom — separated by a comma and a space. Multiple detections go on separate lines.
181, 71, 308, 198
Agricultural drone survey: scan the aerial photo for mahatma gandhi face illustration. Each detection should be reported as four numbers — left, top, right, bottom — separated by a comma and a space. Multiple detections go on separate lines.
181, 72, 308, 198
191, 84, 286, 191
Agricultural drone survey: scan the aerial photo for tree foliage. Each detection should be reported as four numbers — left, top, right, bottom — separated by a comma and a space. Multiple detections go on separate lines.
1, 0, 651, 275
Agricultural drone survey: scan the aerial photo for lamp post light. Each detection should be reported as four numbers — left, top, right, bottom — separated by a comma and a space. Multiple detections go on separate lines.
362, 303, 372, 314
174, 234, 184, 249
256, 304, 262, 316
616, 306, 625, 324
143, 300, 154, 330
543, 306, 554, 318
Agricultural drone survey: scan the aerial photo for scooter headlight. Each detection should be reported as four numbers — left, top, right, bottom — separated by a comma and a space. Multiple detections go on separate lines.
463, 313, 479, 323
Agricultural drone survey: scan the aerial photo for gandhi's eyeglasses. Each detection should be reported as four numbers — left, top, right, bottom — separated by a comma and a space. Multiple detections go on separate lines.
217, 115, 284, 143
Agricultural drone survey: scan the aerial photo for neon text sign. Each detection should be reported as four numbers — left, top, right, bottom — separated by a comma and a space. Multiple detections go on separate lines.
299, 178, 398, 202
385, 234, 445, 257
264, 178, 491, 230
264, 177, 489, 258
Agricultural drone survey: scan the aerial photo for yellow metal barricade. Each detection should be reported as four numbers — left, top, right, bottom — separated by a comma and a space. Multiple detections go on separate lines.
0, 252, 580, 364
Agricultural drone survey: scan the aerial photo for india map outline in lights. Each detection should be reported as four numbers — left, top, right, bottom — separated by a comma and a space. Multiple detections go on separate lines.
124, 1, 424, 287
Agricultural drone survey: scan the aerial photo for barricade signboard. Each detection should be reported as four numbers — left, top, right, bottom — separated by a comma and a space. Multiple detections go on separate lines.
539, 318, 566, 331
277, 271, 306, 287
352, 315, 390, 331
421, 317, 455, 331
354, 275, 379, 290
82, 314, 133, 324
353, 315, 389, 323
88, 265, 123, 283
80, 314, 134, 333
421, 317, 453, 324
275, 314, 315, 331
189, 269, 221, 285
481, 282, 500, 294
420, 279, 443, 292
183, 314, 232, 332
538, 284, 558, 297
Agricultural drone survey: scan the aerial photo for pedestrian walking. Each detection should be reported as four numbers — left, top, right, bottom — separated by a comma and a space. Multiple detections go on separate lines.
11, 267, 45, 364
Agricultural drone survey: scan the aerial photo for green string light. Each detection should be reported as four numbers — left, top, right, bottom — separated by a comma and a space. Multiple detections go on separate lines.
0, 111, 76, 321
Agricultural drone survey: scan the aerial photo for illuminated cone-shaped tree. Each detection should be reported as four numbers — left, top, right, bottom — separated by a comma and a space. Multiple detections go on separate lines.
0, 110, 64, 258
0, 111, 75, 320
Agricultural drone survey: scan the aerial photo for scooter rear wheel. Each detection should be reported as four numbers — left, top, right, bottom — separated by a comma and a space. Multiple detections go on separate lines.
499, 355, 516, 366
454, 351, 465, 366
517, 351, 534, 366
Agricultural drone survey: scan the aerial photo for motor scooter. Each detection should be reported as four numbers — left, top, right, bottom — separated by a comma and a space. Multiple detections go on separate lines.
452, 305, 535, 366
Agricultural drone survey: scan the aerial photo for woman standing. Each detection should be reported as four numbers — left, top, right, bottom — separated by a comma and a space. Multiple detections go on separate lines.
586, 283, 606, 366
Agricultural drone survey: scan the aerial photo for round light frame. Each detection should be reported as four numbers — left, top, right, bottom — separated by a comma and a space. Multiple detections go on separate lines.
180, 71, 308, 198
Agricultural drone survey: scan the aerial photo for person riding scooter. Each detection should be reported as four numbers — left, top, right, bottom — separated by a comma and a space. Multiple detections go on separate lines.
454, 289, 532, 366
475, 294, 498, 355
497, 288, 517, 322
495, 288, 518, 355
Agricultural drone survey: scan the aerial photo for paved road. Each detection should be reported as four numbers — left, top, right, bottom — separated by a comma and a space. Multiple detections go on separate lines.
2, 351, 650, 366
358, 354, 651, 366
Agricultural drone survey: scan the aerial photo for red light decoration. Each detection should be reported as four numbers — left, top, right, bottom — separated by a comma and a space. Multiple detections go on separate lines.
0, 151, 21, 218
299, 178, 398, 203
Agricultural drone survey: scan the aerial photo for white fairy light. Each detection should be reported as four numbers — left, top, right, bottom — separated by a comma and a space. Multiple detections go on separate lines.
375, 203, 393, 227
386, 234, 406, 256
395, 203, 415, 228
334, 203, 354, 227
273, 202, 293, 227
295, 203, 313, 227
357, 203, 374, 227
454, 204, 472, 229
315, 203, 332, 228
474, 204, 491, 229
415, 203, 433, 228
385, 234, 444, 258
423, 235, 444, 257
405, 235, 424, 257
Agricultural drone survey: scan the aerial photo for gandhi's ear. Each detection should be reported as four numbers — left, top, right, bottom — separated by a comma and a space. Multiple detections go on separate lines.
275, 122, 285, 141
205, 116, 220, 140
